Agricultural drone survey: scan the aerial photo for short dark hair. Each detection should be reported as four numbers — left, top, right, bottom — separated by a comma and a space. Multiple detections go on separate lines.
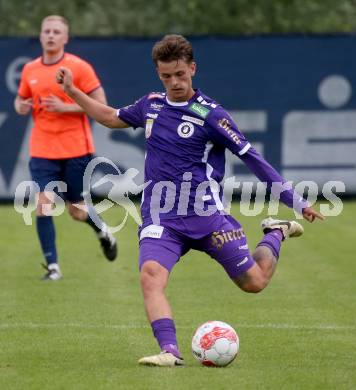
152, 34, 194, 65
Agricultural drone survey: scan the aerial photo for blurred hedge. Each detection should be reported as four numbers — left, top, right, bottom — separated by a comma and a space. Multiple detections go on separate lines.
1, 0, 356, 36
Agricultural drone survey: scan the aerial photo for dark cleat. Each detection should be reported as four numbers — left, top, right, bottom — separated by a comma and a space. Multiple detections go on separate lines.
97, 229, 117, 261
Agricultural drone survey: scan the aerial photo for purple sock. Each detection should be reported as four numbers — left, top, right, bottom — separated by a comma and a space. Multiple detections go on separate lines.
257, 229, 283, 259
151, 318, 181, 358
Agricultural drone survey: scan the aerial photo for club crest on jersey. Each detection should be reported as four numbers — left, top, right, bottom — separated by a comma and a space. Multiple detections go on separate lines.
177, 122, 195, 138
145, 119, 154, 138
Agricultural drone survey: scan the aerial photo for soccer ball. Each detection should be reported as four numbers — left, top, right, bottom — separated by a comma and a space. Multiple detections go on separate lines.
191, 321, 239, 367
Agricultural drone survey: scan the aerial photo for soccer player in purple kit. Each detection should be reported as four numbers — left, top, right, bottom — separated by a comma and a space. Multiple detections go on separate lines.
56, 35, 324, 366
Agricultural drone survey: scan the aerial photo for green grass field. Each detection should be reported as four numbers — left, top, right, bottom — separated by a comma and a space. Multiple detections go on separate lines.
0, 201, 355, 390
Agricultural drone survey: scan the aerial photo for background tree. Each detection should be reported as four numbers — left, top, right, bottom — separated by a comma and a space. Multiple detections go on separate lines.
1, 0, 356, 36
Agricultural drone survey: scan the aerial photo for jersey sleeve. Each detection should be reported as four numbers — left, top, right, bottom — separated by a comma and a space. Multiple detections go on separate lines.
117, 96, 147, 129
208, 107, 308, 214
207, 107, 251, 156
240, 146, 309, 214
76, 60, 101, 94
17, 64, 31, 98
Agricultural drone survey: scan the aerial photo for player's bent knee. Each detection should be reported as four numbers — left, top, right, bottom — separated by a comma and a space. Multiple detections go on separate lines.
239, 281, 266, 293
233, 268, 268, 293
140, 260, 169, 294
140, 272, 154, 294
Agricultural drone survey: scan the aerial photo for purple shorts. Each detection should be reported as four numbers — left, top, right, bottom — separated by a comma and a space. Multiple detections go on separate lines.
138, 213, 255, 279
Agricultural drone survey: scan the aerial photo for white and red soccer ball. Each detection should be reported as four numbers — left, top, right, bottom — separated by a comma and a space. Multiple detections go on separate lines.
192, 321, 239, 367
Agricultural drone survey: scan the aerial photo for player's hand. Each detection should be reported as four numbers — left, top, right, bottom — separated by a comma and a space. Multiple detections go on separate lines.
302, 206, 325, 222
16, 98, 33, 115
56, 67, 73, 93
41, 94, 67, 113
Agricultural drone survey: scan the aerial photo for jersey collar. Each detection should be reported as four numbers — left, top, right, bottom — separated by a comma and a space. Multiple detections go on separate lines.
165, 89, 200, 107
41, 52, 65, 66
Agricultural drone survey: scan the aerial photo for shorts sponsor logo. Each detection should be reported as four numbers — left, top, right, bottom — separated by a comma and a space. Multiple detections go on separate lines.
181, 115, 204, 126
218, 118, 241, 145
211, 228, 246, 249
140, 224, 164, 240
236, 256, 249, 267
189, 102, 210, 118
177, 122, 195, 138
145, 118, 154, 138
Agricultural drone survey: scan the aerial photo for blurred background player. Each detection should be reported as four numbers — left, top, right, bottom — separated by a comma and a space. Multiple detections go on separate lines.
14, 15, 117, 281
56, 35, 323, 365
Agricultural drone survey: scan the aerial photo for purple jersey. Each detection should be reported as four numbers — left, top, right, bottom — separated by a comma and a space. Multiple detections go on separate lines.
118, 90, 308, 224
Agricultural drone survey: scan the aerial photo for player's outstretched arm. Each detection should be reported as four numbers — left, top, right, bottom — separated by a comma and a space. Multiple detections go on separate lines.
210, 108, 325, 223
239, 147, 324, 223
56, 67, 128, 129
